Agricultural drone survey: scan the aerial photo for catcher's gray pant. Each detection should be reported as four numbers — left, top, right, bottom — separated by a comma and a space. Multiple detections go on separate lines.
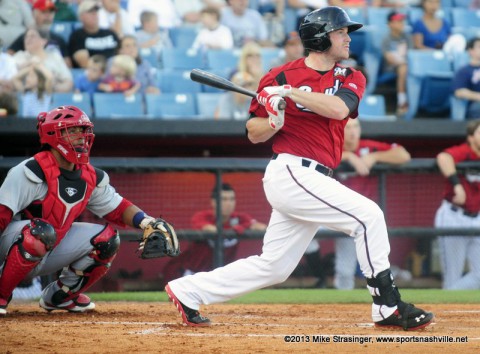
0, 221, 107, 302
169, 154, 394, 322
435, 200, 480, 290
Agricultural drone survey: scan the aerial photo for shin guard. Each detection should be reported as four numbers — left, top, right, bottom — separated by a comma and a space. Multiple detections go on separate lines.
366, 269, 401, 307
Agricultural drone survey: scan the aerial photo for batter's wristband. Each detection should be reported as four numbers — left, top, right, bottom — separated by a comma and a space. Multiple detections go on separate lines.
447, 173, 461, 186
133, 211, 146, 229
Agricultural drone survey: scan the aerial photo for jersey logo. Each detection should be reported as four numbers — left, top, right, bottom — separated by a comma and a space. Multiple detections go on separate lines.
65, 187, 78, 197
325, 79, 342, 96
334, 67, 347, 77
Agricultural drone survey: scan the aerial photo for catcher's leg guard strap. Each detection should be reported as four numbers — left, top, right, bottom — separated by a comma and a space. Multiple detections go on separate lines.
366, 269, 401, 307
0, 219, 56, 300
50, 225, 119, 305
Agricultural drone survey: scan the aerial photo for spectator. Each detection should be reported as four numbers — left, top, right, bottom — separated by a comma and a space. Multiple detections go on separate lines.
236, 41, 264, 86
12, 63, 53, 117
190, 6, 234, 53
0, 91, 19, 117
221, 0, 271, 48
435, 119, 480, 290
13, 28, 73, 92
116, 35, 160, 94
68, 0, 119, 68
0, 38, 18, 93
381, 11, 412, 116
452, 37, 480, 120
215, 71, 255, 120
134, 11, 173, 61
173, 0, 226, 26
270, 31, 304, 68
127, 0, 181, 30
8, 0, 71, 67
98, 54, 140, 96
412, 0, 451, 50
74, 54, 107, 95
98, 0, 135, 39
334, 118, 411, 289
162, 183, 267, 286
53, 0, 78, 22
0, 0, 34, 49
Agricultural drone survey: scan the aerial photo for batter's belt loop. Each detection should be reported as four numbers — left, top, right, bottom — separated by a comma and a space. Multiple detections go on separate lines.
271, 153, 333, 177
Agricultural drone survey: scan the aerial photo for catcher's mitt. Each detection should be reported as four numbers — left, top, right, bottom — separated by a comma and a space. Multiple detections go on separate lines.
138, 218, 180, 259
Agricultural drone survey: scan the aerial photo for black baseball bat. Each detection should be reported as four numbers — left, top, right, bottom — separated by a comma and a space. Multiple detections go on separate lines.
190, 69, 286, 110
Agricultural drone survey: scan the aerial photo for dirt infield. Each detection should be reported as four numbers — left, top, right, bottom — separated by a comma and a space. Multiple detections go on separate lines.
1, 302, 479, 354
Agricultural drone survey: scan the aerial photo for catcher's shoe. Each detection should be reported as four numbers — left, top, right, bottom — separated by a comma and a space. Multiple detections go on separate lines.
375, 301, 434, 331
39, 293, 95, 313
0, 295, 13, 316
165, 284, 211, 327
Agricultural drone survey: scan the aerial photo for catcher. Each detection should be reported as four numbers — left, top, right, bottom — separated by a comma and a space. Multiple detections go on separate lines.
0, 105, 179, 315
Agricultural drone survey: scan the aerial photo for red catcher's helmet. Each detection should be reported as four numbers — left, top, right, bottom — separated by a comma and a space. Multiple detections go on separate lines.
37, 106, 95, 164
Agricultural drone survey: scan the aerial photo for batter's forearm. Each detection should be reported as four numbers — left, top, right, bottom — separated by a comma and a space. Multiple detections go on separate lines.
290, 88, 349, 120
246, 117, 277, 144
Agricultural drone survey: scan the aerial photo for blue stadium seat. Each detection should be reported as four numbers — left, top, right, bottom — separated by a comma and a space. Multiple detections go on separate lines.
139, 48, 160, 69
50, 22, 74, 43
358, 95, 395, 121
93, 93, 145, 118
452, 0, 471, 6
366, 7, 396, 29
261, 48, 282, 72
201, 68, 233, 93
161, 48, 206, 70
452, 51, 470, 71
169, 27, 198, 49
157, 69, 202, 93
51, 92, 93, 117
206, 49, 240, 72
196, 92, 223, 118
283, 7, 298, 36
145, 93, 198, 119
450, 96, 468, 121
405, 50, 454, 120
344, 7, 367, 24
451, 8, 480, 28
71, 68, 85, 83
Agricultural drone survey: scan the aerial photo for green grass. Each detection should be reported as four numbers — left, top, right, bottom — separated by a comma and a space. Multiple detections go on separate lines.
89, 289, 480, 304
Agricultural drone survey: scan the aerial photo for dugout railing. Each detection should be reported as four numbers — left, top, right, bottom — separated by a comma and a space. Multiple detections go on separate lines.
1, 157, 480, 275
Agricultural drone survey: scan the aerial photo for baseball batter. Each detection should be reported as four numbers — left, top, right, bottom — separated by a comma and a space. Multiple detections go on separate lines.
435, 119, 480, 289
166, 7, 434, 330
0, 106, 173, 315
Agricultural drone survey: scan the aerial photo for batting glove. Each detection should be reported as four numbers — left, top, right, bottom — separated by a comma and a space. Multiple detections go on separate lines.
266, 94, 286, 131
257, 85, 292, 106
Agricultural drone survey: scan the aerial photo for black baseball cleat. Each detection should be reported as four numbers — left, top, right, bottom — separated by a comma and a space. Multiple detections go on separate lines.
165, 284, 211, 327
375, 301, 434, 331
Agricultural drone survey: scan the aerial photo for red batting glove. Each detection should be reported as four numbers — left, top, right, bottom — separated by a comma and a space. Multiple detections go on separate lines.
256, 85, 292, 106
266, 94, 286, 131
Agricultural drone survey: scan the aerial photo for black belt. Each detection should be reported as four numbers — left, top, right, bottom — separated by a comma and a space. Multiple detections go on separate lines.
450, 205, 479, 218
272, 153, 333, 177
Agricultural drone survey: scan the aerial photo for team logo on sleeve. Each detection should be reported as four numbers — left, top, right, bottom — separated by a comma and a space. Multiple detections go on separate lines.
334, 67, 347, 77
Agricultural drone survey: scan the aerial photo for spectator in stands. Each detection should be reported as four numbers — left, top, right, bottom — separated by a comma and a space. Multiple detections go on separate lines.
68, 0, 119, 68
215, 71, 255, 120
74, 54, 106, 95
0, 0, 34, 49
435, 119, 480, 290
13, 28, 73, 92
173, 0, 226, 26
98, 0, 135, 39
53, 0, 78, 22
270, 31, 304, 68
98, 54, 140, 96
127, 0, 181, 30
8, 0, 71, 67
221, 0, 271, 48
236, 41, 264, 86
452, 37, 480, 120
0, 91, 19, 117
382, 11, 412, 116
134, 11, 173, 61
116, 35, 160, 94
162, 183, 267, 286
0, 38, 18, 93
334, 118, 411, 289
412, 0, 451, 50
12, 63, 53, 117
190, 6, 234, 53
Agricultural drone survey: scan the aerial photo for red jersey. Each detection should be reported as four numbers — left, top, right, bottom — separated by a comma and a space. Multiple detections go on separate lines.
442, 143, 480, 213
191, 210, 258, 235
339, 139, 398, 200
250, 58, 366, 168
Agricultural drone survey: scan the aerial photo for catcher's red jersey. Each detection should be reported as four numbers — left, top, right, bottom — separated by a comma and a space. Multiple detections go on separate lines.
250, 58, 366, 168
442, 143, 480, 213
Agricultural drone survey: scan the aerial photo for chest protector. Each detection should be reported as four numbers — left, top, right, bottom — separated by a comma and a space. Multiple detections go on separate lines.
33, 151, 97, 246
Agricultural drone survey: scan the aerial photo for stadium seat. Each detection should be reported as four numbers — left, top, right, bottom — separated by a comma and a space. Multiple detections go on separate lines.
200, 68, 232, 93
51, 92, 93, 117
196, 92, 223, 118
71, 68, 85, 83
161, 48, 206, 70
261, 48, 282, 71
283, 6, 298, 37
405, 50, 454, 120
358, 95, 396, 121
451, 8, 480, 28
452, 51, 470, 71
450, 96, 468, 121
452, 0, 471, 6
169, 27, 198, 49
139, 48, 160, 69
93, 93, 145, 118
344, 7, 367, 24
157, 70, 202, 93
50, 22, 74, 43
366, 7, 397, 29
145, 93, 198, 119
206, 49, 240, 72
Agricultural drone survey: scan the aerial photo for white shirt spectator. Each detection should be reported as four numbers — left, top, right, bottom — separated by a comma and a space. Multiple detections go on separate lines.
221, 6, 268, 48
191, 25, 234, 52
98, 6, 136, 37
0, 0, 34, 48
0, 53, 18, 81
127, 0, 181, 29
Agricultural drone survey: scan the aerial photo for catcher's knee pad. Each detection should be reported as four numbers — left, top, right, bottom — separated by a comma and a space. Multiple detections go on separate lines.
366, 269, 401, 307
0, 219, 56, 299
51, 225, 119, 304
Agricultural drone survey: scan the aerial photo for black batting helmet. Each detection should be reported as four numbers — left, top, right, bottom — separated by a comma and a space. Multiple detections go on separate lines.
299, 7, 363, 53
